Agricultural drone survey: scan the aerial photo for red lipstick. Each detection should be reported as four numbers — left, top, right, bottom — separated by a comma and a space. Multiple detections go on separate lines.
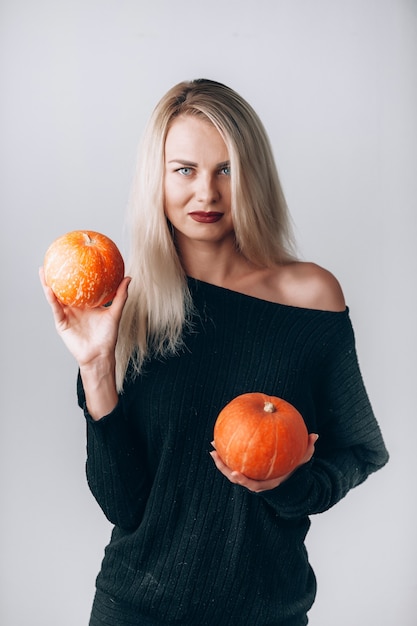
189, 212, 223, 223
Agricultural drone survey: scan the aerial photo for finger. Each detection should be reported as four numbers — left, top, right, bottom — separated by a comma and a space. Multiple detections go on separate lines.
107, 276, 131, 318
210, 450, 271, 491
39, 267, 61, 309
116, 276, 131, 300
210, 450, 236, 479
209, 450, 223, 470
299, 433, 319, 465
39, 266, 56, 302
39, 266, 46, 287
39, 266, 71, 330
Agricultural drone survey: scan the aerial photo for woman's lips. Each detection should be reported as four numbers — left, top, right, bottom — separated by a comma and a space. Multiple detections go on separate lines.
189, 211, 224, 223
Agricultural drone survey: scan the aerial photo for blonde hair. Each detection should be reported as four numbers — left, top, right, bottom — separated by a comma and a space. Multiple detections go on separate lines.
115, 79, 297, 390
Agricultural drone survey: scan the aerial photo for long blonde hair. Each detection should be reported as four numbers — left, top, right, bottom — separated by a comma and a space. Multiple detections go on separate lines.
115, 79, 297, 390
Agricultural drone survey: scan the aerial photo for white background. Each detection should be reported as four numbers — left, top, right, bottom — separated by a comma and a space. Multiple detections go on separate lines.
1, 1, 416, 624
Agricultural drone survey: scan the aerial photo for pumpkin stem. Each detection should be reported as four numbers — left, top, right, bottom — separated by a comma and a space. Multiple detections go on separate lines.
263, 401, 276, 413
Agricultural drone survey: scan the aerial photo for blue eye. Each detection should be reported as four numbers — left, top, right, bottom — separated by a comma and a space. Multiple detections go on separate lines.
220, 165, 231, 176
178, 167, 193, 176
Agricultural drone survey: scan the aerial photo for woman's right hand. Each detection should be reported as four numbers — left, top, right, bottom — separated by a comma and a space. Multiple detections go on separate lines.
40, 269, 131, 419
39, 267, 130, 368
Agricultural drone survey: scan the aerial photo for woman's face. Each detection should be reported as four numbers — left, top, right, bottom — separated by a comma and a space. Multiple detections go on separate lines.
164, 115, 234, 248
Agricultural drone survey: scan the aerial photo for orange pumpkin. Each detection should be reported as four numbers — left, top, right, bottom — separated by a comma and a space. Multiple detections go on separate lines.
43, 230, 124, 308
213, 392, 308, 480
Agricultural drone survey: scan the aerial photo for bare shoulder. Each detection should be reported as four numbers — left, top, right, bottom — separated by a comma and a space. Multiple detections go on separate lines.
277, 262, 346, 312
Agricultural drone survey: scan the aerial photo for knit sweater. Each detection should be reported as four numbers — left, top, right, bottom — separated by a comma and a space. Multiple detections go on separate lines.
78, 278, 389, 626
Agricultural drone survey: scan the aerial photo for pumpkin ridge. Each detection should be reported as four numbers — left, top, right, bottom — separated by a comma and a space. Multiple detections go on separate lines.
223, 426, 241, 469
240, 418, 264, 476
264, 418, 279, 479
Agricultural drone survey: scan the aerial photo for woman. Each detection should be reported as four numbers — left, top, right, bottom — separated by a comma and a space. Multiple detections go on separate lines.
41, 79, 389, 625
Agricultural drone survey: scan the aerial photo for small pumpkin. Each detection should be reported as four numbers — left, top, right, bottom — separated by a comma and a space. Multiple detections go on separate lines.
43, 230, 124, 308
213, 392, 308, 480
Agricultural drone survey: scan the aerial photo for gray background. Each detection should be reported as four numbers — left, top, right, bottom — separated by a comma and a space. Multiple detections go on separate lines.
1, 1, 416, 624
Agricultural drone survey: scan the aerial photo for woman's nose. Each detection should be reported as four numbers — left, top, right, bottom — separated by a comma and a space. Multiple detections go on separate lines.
196, 173, 220, 204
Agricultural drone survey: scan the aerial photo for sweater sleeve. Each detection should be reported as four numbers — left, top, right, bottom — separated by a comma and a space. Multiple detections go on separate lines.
78, 375, 150, 530
258, 314, 389, 519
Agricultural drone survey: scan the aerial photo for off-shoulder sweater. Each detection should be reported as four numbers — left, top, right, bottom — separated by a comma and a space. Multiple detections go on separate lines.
78, 278, 389, 626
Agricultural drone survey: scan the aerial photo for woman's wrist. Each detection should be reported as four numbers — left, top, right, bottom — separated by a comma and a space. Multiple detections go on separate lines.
79, 357, 118, 421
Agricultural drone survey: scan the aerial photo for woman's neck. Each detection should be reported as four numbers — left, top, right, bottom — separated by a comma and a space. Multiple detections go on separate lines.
177, 238, 255, 287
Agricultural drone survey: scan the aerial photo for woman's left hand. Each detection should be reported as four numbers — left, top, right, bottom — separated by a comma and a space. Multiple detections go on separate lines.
210, 433, 318, 493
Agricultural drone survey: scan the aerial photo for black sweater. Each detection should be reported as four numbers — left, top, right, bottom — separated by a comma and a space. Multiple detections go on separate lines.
79, 279, 389, 626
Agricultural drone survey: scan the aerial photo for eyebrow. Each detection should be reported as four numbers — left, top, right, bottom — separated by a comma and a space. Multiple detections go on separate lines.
167, 159, 230, 168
